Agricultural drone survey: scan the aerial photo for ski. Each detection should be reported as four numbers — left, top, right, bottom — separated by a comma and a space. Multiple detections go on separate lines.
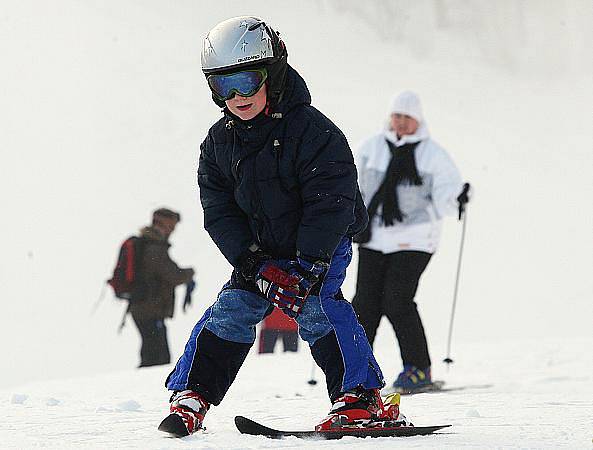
234, 415, 450, 440
382, 381, 493, 396
158, 414, 193, 438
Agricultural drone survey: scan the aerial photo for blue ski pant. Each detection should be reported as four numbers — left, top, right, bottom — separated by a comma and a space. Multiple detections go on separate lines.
165, 237, 384, 405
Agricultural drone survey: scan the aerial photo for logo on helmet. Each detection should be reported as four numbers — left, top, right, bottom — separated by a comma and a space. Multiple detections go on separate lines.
237, 54, 261, 63
204, 39, 215, 57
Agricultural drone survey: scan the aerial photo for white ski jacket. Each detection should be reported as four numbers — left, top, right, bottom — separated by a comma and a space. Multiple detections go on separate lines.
355, 124, 463, 254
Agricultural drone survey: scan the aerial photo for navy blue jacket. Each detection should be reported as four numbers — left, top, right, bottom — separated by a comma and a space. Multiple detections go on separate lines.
197, 65, 367, 267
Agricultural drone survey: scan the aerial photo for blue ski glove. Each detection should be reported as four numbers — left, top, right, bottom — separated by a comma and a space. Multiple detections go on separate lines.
287, 258, 328, 299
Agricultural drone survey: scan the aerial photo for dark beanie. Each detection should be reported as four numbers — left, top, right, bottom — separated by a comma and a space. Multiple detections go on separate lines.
152, 208, 181, 223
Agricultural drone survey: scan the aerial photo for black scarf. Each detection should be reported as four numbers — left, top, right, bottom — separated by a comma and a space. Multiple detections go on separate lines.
353, 139, 423, 244
379, 139, 423, 225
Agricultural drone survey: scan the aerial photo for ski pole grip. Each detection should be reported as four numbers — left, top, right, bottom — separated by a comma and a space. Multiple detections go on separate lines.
457, 182, 471, 220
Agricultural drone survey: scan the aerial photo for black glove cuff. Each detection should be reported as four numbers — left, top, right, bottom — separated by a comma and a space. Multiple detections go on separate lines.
237, 244, 271, 282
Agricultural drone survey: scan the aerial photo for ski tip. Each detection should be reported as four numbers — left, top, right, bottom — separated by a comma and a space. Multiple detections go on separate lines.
235, 415, 267, 435
234, 415, 249, 426
158, 414, 190, 438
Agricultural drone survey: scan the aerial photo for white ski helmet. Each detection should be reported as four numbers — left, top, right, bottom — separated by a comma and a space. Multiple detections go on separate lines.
201, 16, 288, 106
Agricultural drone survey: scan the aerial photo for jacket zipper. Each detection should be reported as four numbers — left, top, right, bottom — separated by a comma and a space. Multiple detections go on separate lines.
253, 142, 279, 250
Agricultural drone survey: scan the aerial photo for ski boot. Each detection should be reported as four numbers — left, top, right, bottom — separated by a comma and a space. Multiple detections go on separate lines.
382, 392, 413, 425
392, 365, 432, 393
315, 387, 412, 431
158, 390, 209, 437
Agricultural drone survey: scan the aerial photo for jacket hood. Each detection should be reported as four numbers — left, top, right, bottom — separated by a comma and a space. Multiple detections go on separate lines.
383, 90, 430, 146
389, 90, 424, 123
272, 64, 311, 115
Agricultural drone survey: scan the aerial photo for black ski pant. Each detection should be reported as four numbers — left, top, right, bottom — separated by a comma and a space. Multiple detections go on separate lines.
168, 328, 346, 405
132, 315, 171, 367
352, 248, 432, 370
258, 329, 299, 353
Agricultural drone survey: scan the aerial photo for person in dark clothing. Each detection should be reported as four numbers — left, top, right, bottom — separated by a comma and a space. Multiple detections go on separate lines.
258, 308, 299, 353
353, 250, 432, 376
157, 17, 412, 437
129, 208, 194, 367
352, 91, 469, 392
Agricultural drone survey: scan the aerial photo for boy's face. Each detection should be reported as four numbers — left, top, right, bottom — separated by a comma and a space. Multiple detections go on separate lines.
225, 83, 267, 121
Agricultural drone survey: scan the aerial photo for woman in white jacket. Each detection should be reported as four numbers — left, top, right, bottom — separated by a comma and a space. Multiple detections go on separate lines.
352, 91, 469, 392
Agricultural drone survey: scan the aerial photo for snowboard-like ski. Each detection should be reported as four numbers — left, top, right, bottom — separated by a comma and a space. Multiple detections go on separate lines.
234, 415, 451, 440
382, 381, 493, 396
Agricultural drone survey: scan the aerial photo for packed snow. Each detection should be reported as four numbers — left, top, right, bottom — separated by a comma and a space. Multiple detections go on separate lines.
1, 1, 592, 448
3, 335, 593, 448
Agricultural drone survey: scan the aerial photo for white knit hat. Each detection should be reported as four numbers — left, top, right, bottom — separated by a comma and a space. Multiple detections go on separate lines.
389, 90, 423, 123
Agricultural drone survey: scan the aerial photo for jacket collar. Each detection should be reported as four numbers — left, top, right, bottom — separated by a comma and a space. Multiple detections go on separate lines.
140, 226, 169, 244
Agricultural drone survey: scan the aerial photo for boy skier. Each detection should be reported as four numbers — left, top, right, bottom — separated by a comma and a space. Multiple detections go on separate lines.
158, 16, 411, 436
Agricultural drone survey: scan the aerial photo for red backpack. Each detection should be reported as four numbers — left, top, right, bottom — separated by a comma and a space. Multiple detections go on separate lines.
108, 236, 145, 300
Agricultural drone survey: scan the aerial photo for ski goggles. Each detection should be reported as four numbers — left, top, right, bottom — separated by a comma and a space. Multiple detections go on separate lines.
207, 68, 268, 101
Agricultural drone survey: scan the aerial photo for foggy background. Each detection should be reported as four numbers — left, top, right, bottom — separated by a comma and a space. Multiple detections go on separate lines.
1, 0, 591, 389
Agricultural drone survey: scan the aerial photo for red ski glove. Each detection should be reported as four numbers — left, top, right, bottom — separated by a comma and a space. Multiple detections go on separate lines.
255, 261, 305, 317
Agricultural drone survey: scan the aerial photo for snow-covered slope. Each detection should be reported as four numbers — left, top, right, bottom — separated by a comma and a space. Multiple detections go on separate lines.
3, 335, 593, 448
1, 0, 592, 448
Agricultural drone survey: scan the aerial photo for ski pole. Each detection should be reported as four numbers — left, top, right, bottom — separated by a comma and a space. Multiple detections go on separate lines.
118, 303, 130, 334
443, 205, 468, 367
307, 360, 318, 385
90, 282, 108, 316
